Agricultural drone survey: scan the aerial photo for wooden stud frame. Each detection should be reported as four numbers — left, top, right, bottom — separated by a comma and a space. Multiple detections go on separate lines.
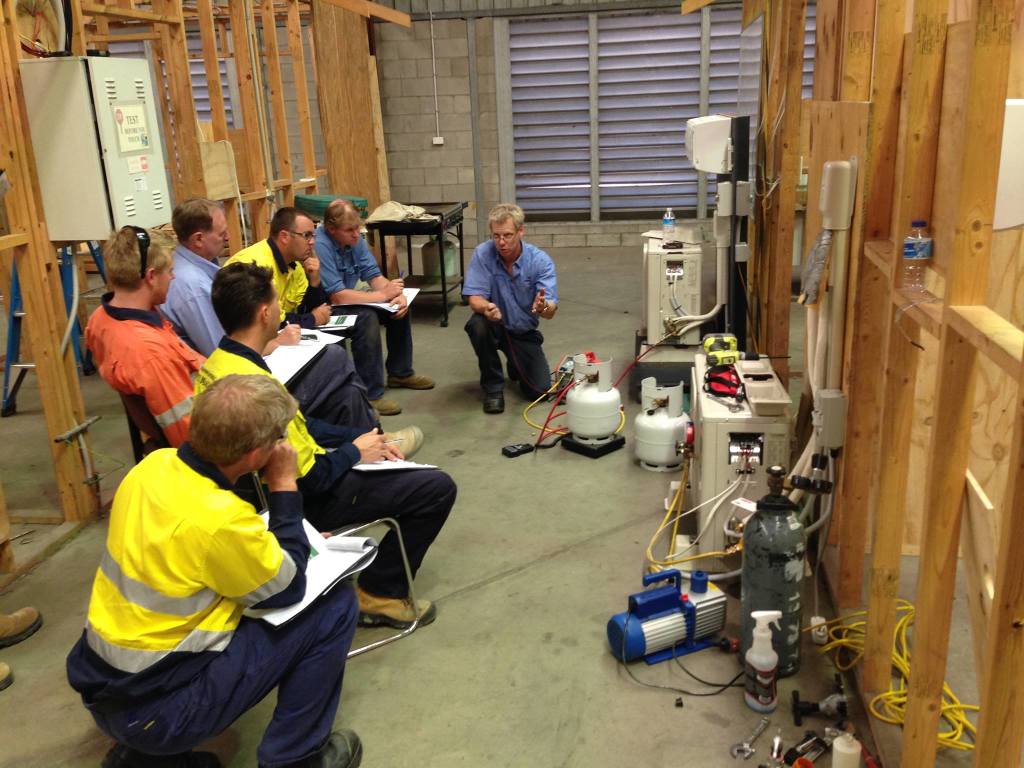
0, 2, 99, 528
65, 0, 382, 246
0, 0, 407, 537
806, 0, 1023, 763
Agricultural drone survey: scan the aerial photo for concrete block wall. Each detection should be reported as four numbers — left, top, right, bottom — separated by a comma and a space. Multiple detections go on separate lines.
373, 4, 665, 251
377, 18, 478, 238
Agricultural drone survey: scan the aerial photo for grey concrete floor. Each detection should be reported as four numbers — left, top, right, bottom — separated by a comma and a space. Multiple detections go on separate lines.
0, 246, 975, 766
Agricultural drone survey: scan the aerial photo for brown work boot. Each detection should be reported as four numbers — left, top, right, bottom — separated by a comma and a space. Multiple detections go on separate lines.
386, 373, 435, 390
383, 425, 424, 459
356, 586, 435, 629
0, 661, 12, 692
0, 607, 42, 648
369, 397, 402, 416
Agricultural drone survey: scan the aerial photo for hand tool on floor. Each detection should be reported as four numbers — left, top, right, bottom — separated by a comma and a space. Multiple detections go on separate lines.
791, 674, 848, 726
731, 715, 771, 759
783, 727, 841, 765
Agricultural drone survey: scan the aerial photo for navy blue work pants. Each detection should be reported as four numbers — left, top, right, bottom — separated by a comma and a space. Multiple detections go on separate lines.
90, 584, 358, 768
288, 343, 376, 431
343, 306, 414, 400
302, 469, 455, 599
464, 313, 551, 400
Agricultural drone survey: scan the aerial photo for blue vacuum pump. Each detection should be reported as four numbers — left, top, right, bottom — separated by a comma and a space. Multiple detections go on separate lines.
607, 569, 727, 664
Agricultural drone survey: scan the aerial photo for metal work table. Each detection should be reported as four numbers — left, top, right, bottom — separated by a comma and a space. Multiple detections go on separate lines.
365, 201, 467, 327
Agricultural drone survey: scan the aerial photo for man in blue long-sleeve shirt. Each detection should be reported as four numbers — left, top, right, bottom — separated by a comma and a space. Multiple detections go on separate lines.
67, 374, 363, 768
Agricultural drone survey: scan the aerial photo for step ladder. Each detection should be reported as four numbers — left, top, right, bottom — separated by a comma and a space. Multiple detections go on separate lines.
2, 243, 106, 417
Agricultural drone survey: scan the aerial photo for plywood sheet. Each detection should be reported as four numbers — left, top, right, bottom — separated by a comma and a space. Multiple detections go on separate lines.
201, 140, 239, 201
312, 0, 382, 209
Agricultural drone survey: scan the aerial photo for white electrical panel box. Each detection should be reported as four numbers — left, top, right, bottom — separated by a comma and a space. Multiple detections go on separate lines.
690, 353, 791, 563
643, 237, 705, 345
19, 56, 170, 241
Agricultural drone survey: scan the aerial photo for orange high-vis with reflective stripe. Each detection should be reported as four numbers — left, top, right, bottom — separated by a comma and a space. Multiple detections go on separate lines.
86, 305, 204, 446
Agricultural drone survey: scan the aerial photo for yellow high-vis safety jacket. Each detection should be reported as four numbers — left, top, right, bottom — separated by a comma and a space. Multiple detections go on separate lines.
194, 339, 324, 478
225, 239, 308, 324
80, 448, 296, 675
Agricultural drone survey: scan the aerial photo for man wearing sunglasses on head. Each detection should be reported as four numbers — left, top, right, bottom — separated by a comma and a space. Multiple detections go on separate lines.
86, 226, 203, 446
225, 207, 332, 330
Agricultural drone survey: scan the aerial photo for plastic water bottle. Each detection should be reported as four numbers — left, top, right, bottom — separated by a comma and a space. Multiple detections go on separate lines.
901, 220, 933, 291
662, 207, 676, 242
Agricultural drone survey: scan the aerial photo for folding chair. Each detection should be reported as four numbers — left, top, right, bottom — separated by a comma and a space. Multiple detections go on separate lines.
119, 393, 169, 463
251, 477, 423, 657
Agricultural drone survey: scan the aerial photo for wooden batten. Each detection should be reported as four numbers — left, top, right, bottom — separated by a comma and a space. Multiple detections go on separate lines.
286, 0, 318, 181
0, 8, 97, 522
900, 0, 1017, 763
197, 0, 243, 251
260, 0, 294, 205
753, 0, 806, 386
229, 0, 271, 240
0, 480, 13, 572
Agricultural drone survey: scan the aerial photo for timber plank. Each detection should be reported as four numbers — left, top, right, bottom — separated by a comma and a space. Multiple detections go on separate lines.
286, 0, 318, 180
902, 0, 1016, 763
862, 310, 921, 693
947, 305, 1024, 377
260, 0, 294, 205
229, 0, 271, 240
839, 0, 875, 100
197, 0, 243, 252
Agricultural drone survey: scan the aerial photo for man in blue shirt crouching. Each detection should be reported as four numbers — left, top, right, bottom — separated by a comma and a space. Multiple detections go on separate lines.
462, 203, 558, 414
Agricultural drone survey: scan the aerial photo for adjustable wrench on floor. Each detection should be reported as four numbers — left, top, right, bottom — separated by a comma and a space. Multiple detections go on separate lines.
731, 716, 771, 760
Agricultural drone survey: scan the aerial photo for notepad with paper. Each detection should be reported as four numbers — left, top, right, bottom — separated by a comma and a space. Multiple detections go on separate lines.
264, 330, 343, 385
317, 314, 357, 331
245, 517, 378, 626
353, 459, 437, 472
333, 287, 420, 314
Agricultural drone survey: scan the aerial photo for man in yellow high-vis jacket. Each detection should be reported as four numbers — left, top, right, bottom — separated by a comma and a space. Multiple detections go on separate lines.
198, 262, 456, 630
67, 375, 363, 768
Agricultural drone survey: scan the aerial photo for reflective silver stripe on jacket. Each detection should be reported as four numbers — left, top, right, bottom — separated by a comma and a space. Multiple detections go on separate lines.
153, 396, 193, 428
234, 552, 298, 607
99, 552, 218, 617
85, 621, 233, 674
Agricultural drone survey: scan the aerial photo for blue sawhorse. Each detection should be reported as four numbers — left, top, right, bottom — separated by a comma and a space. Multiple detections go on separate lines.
2, 242, 106, 417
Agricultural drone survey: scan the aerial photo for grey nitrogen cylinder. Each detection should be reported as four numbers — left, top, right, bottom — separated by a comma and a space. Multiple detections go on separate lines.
740, 465, 806, 677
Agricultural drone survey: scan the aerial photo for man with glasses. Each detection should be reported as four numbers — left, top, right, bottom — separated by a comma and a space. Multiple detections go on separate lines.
162, 199, 376, 430
85, 226, 203, 446
463, 203, 558, 414
315, 199, 434, 416
225, 207, 332, 330
197, 263, 453, 630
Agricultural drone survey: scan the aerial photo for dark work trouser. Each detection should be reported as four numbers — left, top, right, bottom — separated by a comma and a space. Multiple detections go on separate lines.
464, 312, 551, 400
89, 584, 358, 768
302, 469, 456, 599
344, 306, 415, 400
287, 343, 376, 430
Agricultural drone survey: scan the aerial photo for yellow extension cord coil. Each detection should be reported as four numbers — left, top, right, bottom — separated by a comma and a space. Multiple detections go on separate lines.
806, 601, 979, 751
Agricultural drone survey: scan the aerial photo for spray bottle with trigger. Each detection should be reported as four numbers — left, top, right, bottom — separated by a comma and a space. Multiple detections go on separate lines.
745, 610, 782, 713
